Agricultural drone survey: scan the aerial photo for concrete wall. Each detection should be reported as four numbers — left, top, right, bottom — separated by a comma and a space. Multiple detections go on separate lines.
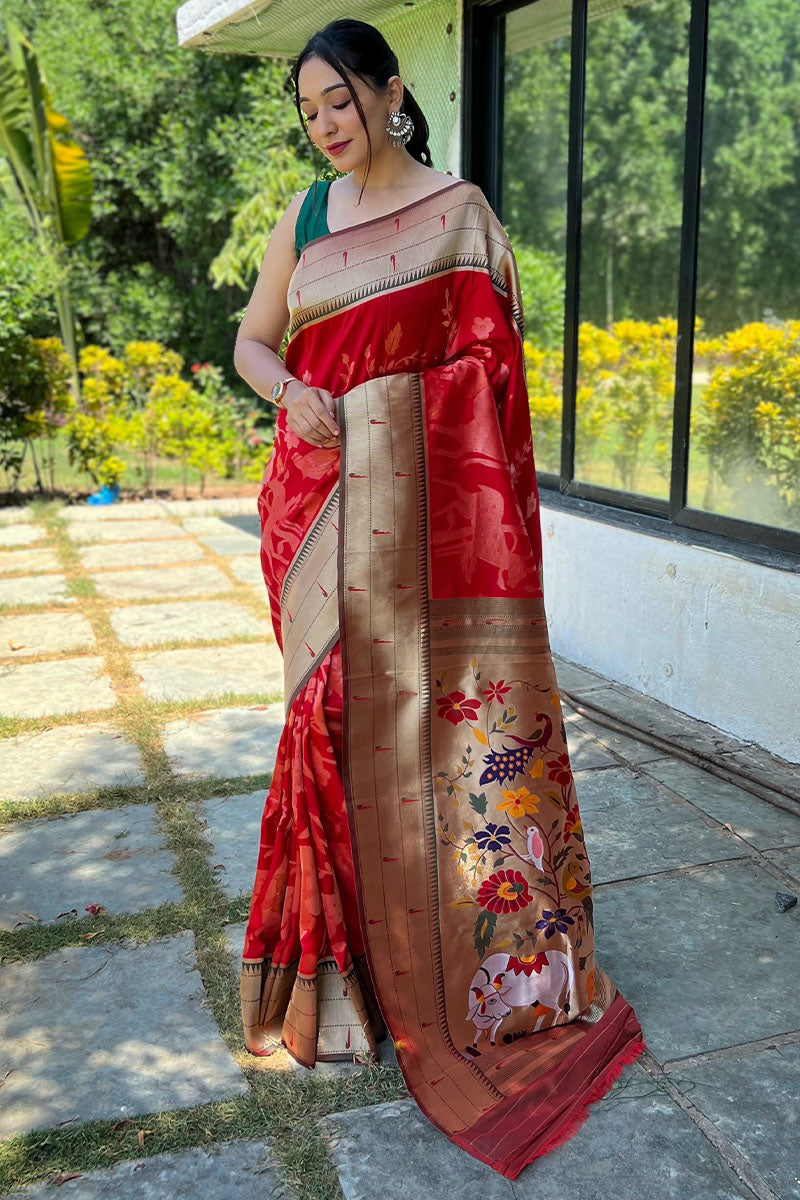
538, 497, 800, 763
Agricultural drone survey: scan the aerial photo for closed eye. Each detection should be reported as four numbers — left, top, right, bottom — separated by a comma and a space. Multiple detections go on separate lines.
305, 101, 351, 122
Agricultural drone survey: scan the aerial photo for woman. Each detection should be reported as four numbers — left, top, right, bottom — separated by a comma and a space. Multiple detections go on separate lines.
233, 17, 646, 1179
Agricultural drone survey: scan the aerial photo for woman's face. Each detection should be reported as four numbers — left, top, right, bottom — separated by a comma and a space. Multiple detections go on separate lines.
297, 54, 400, 171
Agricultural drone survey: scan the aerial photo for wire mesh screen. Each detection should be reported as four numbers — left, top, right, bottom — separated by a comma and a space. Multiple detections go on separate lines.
176, 0, 461, 173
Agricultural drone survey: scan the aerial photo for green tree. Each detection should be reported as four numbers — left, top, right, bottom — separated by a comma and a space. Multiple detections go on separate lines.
0, 17, 92, 390
0, 0, 314, 386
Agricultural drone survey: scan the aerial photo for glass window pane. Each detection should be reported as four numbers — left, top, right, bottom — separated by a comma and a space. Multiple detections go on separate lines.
503, 0, 573, 475
688, 0, 800, 535
574, 0, 690, 499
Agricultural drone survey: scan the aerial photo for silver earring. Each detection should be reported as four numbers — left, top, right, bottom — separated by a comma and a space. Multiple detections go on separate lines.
386, 108, 414, 147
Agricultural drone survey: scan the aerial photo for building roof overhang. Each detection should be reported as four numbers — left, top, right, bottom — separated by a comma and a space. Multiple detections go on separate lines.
175, 0, 436, 57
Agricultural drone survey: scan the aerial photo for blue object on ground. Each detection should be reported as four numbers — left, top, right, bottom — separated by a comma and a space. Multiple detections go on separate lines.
87, 483, 120, 506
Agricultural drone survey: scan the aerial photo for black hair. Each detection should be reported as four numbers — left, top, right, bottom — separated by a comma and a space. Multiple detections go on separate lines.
292, 18, 433, 207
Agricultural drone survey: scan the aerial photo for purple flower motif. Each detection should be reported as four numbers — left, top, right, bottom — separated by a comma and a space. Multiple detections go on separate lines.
474, 823, 512, 853
535, 908, 575, 939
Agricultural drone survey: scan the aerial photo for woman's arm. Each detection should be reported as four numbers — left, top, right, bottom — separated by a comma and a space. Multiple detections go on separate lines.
233, 191, 340, 448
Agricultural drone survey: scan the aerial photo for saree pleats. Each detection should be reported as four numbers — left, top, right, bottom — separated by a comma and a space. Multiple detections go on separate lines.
243, 178, 645, 1173
241, 642, 385, 1064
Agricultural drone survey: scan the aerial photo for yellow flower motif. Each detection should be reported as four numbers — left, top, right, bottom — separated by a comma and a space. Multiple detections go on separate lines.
496, 787, 540, 819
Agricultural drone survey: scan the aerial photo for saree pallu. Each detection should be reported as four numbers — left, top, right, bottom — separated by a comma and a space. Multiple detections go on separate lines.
242, 178, 646, 1177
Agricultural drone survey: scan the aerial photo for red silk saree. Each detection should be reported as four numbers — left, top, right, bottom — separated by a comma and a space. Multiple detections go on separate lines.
242, 177, 646, 1177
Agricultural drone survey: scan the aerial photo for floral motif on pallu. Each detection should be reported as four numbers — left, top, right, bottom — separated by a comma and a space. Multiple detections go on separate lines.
433, 657, 596, 1053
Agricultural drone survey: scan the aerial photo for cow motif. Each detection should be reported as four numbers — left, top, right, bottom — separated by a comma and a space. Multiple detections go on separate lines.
465, 950, 576, 1054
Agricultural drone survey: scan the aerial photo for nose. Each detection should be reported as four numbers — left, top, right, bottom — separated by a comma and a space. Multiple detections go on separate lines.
317, 105, 338, 138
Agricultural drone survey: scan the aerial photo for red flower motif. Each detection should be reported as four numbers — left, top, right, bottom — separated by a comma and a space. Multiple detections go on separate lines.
563, 804, 583, 842
476, 870, 532, 914
190, 362, 201, 373
436, 689, 481, 725
482, 678, 513, 703
548, 753, 572, 787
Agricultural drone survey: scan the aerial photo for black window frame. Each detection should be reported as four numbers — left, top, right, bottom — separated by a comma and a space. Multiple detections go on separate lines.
462, 0, 800, 567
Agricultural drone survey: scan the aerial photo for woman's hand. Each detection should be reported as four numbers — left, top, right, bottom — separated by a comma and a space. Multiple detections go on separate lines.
283, 380, 340, 448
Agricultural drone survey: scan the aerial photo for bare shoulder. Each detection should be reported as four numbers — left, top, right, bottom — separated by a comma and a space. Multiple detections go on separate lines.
283, 187, 311, 225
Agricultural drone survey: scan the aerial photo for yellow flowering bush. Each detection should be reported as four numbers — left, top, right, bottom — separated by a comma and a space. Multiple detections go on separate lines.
693, 320, 800, 517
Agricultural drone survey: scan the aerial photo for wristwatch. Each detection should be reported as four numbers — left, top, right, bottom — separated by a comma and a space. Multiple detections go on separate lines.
269, 377, 294, 408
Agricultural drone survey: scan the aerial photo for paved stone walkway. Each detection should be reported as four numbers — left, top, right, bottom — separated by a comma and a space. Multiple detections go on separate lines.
0, 499, 798, 1199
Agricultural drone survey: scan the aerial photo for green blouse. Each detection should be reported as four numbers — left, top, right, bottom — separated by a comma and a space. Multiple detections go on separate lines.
294, 179, 332, 257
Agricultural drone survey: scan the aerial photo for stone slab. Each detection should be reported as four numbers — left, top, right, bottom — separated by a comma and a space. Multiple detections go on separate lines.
225, 923, 399, 1076
0, 611, 95, 660
163, 706, 284, 780
0, 656, 116, 718
562, 702, 672, 766
59, 502, 167, 521
593, 857, 800, 1063
561, 710, 621, 771
552, 655, 611, 694
0, 932, 248, 1139
577, 765, 745, 883
641, 757, 800, 851
674, 1042, 800, 1198
0, 804, 182, 930
90, 564, 230, 600
582, 720, 672, 765
3, 1142, 285, 1200
165, 497, 258, 516
110, 600, 265, 647
133, 642, 282, 702
0, 573, 73, 607
181, 514, 260, 536
0, 548, 60, 575
0, 524, 43, 547
198, 535, 261, 558
0, 724, 145, 802
324, 1085, 753, 1199
0, 507, 33, 525
229, 555, 264, 586
201, 791, 264, 897
764, 845, 800, 882
564, 681, 752, 757
78, 539, 204, 570
68, 519, 182, 544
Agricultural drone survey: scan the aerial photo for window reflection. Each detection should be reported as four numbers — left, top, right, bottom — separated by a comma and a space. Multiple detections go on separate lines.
574, 0, 689, 499
688, 0, 800, 534
502, 0, 572, 475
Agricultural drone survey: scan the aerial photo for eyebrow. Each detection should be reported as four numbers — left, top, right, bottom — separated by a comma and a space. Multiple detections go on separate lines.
298, 82, 349, 103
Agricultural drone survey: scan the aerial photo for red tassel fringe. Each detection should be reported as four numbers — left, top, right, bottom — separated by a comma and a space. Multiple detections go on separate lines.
530, 1037, 648, 1161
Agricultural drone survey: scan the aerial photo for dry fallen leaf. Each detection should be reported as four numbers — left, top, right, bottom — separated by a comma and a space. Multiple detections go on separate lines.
112, 1118, 136, 1132
53, 1172, 83, 1187
23, 912, 40, 922
137, 1129, 154, 1148
56, 909, 78, 920
79, 930, 103, 940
